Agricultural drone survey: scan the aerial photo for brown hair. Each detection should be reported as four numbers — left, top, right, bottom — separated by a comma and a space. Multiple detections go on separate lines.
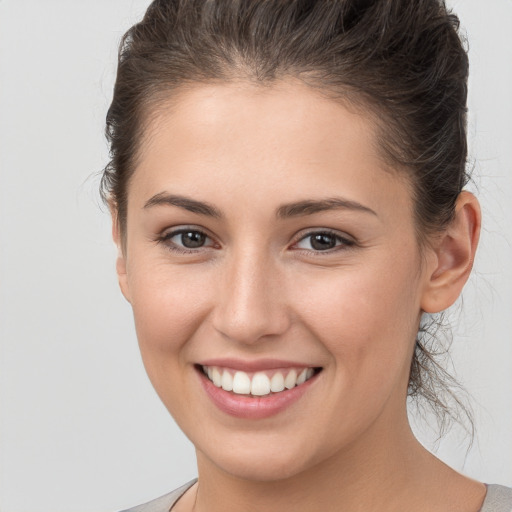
102, 0, 472, 429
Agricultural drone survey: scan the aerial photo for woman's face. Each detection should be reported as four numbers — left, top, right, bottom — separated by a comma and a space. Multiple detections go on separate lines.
117, 80, 434, 481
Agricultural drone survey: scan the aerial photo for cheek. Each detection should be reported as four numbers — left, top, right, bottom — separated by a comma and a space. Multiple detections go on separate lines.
127, 256, 213, 368
125, 258, 218, 420
295, 256, 422, 390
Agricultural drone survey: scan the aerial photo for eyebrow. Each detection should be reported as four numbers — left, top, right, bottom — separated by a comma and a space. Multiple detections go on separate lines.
144, 192, 222, 218
276, 198, 377, 218
143, 192, 377, 219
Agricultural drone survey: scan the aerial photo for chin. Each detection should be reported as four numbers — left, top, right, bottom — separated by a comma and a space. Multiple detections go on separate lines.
197, 434, 322, 482
212, 455, 310, 482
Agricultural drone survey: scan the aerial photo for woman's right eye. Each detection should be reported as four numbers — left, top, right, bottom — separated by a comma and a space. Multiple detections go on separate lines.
159, 228, 215, 252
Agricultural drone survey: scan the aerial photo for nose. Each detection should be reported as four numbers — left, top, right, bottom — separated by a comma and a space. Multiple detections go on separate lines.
211, 248, 291, 345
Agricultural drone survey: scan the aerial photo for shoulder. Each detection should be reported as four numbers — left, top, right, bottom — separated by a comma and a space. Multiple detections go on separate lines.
119, 479, 197, 512
480, 485, 512, 512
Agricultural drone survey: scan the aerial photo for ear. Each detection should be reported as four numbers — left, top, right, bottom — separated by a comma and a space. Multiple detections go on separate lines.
110, 203, 132, 304
421, 191, 481, 313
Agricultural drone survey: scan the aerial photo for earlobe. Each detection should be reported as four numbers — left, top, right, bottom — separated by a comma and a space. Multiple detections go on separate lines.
421, 191, 481, 313
110, 206, 132, 304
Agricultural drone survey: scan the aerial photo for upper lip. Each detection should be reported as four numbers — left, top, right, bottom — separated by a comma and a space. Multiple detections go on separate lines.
197, 358, 319, 372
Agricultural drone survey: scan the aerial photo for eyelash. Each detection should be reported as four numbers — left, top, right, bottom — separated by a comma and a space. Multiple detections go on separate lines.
157, 227, 356, 255
157, 227, 216, 254
291, 229, 356, 254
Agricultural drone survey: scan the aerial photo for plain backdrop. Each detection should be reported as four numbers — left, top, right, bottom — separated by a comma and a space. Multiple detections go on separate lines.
0, 1, 511, 511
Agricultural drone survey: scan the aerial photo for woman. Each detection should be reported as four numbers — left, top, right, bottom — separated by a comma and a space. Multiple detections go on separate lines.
101, 1, 511, 511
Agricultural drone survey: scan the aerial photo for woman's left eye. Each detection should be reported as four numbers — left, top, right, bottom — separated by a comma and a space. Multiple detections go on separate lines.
294, 231, 354, 252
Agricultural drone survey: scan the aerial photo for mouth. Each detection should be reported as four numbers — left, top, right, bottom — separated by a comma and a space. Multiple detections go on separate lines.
199, 365, 321, 397
196, 359, 323, 419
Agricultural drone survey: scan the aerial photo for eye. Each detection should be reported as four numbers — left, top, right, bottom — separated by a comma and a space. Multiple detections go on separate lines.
159, 228, 215, 252
294, 230, 354, 252
173, 230, 207, 249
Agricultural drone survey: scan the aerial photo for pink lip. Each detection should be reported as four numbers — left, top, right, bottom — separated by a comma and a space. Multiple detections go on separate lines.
197, 367, 319, 420
198, 358, 314, 372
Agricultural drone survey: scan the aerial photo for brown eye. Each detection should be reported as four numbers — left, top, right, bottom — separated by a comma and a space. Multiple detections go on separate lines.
309, 233, 337, 251
294, 231, 354, 252
161, 228, 214, 252
178, 231, 206, 248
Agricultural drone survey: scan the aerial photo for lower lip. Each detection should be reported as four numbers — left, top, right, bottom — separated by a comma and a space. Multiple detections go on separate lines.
198, 369, 319, 419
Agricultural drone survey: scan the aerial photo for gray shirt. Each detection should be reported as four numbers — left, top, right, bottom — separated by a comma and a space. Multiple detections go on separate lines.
121, 479, 512, 512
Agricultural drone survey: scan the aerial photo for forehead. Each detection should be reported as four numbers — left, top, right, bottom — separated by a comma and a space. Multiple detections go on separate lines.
141, 79, 376, 167
131, 79, 412, 220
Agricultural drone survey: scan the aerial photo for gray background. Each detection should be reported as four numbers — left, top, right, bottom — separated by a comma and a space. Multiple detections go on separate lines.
0, 1, 510, 511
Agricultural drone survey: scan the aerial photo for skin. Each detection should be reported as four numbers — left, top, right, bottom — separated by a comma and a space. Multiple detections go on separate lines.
113, 79, 483, 512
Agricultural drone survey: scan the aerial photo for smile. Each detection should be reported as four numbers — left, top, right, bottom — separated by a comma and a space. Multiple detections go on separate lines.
197, 360, 322, 419
201, 365, 318, 397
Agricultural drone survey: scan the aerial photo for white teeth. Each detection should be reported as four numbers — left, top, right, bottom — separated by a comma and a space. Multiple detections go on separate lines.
221, 370, 233, 391
232, 371, 251, 394
212, 367, 222, 387
270, 372, 285, 392
284, 369, 297, 390
204, 366, 317, 396
251, 372, 271, 396
296, 368, 307, 385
